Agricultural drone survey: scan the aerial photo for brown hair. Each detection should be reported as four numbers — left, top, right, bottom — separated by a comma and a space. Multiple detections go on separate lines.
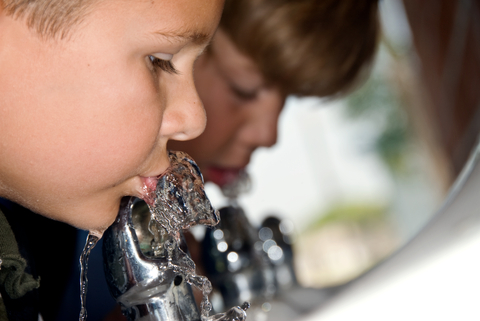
1, 0, 95, 39
220, 0, 380, 98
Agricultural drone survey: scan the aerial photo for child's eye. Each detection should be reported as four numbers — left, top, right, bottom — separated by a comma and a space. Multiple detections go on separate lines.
230, 84, 258, 101
148, 55, 178, 74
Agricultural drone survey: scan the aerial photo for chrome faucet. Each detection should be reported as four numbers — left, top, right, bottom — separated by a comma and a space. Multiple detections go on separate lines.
202, 205, 277, 309
102, 196, 201, 321
201, 170, 299, 311
102, 151, 250, 321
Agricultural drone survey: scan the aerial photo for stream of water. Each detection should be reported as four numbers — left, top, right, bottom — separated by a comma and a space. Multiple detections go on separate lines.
145, 151, 249, 320
78, 233, 99, 321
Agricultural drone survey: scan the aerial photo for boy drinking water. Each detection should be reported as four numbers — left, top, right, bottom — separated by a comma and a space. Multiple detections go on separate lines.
0, 0, 224, 319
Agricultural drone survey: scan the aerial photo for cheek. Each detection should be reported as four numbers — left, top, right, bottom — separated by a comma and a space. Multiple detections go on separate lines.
10, 70, 162, 192
197, 74, 242, 139
77, 62, 162, 164
74, 111, 161, 178
66, 88, 163, 185
186, 105, 243, 167
22, 111, 160, 193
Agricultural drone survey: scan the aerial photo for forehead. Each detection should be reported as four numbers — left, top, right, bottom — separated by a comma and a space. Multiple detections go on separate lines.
210, 29, 264, 84
91, 0, 224, 41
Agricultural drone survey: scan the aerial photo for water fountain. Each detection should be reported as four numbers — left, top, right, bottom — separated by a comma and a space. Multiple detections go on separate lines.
101, 151, 249, 321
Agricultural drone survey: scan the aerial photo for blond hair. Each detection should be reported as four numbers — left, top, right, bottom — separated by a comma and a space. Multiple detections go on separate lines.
220, 0, 380, 98
2, 0, 95, 39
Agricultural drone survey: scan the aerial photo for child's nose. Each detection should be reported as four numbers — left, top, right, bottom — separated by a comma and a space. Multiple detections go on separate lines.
244, 90, 283, 148
252, 112, 278, 148
160, 75, 206, 142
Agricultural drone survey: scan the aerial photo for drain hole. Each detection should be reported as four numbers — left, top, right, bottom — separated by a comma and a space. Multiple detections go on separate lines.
174, 275, 183, 286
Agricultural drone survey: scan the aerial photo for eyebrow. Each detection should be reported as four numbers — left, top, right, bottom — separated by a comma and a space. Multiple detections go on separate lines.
152, 29, 211, 45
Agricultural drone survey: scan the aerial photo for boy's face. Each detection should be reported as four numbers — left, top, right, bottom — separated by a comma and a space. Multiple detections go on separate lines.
169, 30, 285, 187
0, 0, 224, 233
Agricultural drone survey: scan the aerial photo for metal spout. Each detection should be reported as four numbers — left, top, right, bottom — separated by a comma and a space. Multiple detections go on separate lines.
103, 196, 201, 321
202, 205, 275, 308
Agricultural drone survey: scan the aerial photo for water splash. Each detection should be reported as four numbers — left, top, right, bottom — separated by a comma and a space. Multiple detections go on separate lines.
145, 151, 249, 320
147, 224, 249, 321
144, 150, 219, 242
78, 233, 99, 321
208, 302, 250, 321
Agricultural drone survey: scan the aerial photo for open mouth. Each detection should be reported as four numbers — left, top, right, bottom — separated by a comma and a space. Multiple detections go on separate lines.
206, 166, 245, 187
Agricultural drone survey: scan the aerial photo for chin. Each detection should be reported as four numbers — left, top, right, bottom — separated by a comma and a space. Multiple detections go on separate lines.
1, 188, 121, 236
47, 202, 121, 237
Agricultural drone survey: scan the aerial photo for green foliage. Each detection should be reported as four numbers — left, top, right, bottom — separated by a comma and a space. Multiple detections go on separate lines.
345, 75, 411, 173
346, 76, 398, 119
309, 202, 388, 231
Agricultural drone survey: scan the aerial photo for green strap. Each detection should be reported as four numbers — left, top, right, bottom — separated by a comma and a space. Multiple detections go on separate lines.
0, 209, 40, 300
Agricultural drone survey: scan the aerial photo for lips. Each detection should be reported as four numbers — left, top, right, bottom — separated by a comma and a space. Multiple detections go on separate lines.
141, 176, 158, 205
140, 150, 206, 206
206, 167, 243, 187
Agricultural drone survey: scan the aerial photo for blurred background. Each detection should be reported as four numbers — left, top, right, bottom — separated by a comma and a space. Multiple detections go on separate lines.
203, 0, 480, 290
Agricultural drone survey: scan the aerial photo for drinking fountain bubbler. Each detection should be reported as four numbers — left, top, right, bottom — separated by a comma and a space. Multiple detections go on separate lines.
103, 196, 201, 321
102, 151, 249, 321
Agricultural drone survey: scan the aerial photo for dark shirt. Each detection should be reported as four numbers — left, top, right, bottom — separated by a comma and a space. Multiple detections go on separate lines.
0, 199, 77, 321
0, 198, 118, 321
